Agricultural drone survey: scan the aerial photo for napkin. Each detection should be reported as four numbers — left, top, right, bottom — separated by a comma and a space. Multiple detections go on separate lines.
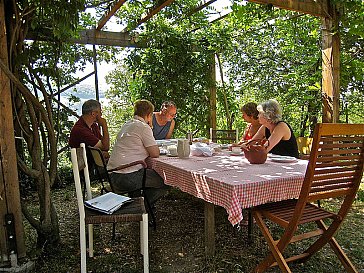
190, 143, 214, 157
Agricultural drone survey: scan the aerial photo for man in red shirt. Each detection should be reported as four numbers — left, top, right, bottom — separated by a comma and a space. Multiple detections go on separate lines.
69, 99, 110, 159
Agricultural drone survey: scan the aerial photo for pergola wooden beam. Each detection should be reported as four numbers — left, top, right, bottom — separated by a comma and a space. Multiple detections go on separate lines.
96, 0, 128, 30
122, 0, 175, 33
72, 29, 144, 47
247, 0, 329, 17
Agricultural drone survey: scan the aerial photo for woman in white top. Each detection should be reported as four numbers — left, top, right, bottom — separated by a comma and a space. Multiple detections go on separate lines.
108, 99, 169, 206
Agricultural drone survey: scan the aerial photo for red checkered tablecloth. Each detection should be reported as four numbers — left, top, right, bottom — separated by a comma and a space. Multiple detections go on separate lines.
147, 152, 308, 226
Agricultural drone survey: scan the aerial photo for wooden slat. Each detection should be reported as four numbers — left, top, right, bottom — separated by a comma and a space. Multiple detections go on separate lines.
316, 160, 360, 168
314, 166, 358, 175
318, 148, 362, 156
310, 183, 353, 194
247, 0, 329, 17
317, 154, 361, 162
311, 181, 354, 190
319, 142, 363, 149
271, 252, 310, 267
308, 188, 352, 201
312, 171, 356, 181
319, 124, 364, 136
288, 230, 324, 244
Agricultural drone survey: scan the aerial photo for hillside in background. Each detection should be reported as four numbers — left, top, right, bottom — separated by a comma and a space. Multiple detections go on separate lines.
62, 83, 108, 116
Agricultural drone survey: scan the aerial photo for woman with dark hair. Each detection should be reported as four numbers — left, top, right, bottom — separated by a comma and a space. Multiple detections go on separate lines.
152, 101, 177, 140
237, 102, 261, 144
251, 99, 299, 158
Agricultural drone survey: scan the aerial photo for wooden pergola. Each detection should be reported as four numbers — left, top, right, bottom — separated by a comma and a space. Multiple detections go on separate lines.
0, 0, 340, 262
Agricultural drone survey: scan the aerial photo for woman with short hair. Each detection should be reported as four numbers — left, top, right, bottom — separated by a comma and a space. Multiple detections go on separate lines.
251, 99, 299, 158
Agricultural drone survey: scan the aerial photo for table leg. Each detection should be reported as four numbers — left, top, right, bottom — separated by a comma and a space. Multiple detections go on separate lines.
248, 209, 253, 244
204, 201, 215, 256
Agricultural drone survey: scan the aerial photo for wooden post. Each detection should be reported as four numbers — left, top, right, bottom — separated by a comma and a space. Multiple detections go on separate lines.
321, 3, 340, 123
0, 0, 26, 260
209, 54, 216, 130
93, 44, 100, 101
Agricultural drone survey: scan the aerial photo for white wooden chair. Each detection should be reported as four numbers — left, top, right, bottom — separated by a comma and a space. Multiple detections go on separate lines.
70, 143, 149, 273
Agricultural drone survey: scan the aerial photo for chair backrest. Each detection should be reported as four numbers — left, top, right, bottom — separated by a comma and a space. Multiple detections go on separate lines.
210, 128, 239, 143
88, 146, 107, 169
71, 143, 93, 217
300, 123, 364, 206
87, 146, 111, 183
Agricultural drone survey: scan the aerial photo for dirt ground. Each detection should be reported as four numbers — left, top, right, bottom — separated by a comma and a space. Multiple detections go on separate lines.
23, 184, 364, 273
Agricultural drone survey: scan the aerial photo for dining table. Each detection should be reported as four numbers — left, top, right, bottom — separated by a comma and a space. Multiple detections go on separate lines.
147, 148, 308, 256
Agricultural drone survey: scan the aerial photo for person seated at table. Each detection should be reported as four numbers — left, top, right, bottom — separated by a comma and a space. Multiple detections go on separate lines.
249, 99, 299, 158
107, 99, 169, 207
237, 102, 261, 144
152, 101, 177, 140
69, 99, 110, 160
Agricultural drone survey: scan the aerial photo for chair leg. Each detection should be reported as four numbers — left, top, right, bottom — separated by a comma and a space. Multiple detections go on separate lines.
328, 236, 358, 273
253, 211, 292, 273
80, 221, 87, 273
247, 209, 253, 244
307, 220, 358, 273
144, 196, 156, 230
141, 213, 149, 273
112, 223, 116, 240
88, 224, 94, 257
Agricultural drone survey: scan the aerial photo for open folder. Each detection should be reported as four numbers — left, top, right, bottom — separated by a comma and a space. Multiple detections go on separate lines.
84, 192, 133, 214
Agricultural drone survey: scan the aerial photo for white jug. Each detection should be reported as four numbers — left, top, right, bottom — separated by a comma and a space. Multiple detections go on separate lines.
177, 139, 190, 158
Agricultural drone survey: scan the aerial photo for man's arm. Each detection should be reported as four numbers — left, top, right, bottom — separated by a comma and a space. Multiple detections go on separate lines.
94, 116, 110, 151
165, 119, 175, 139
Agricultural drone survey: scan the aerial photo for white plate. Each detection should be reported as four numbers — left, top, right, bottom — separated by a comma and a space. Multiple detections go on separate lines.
268, 153, 286, 158
271, 156, 298, 163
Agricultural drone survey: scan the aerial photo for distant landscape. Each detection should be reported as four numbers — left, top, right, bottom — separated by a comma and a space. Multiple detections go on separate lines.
62, 83, 108, 116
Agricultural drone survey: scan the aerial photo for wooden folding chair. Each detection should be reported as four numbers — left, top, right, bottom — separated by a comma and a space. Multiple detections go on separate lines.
88, 145, 157, 230
71, 143, 149, 273
210, 128, 239, 143
252, 123, 364, 273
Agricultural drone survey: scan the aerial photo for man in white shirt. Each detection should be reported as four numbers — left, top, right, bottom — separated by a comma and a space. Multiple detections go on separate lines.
107, 99, 168, 207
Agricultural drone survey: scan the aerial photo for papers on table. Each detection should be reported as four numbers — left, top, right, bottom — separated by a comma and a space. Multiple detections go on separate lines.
84, 192, 132, 214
